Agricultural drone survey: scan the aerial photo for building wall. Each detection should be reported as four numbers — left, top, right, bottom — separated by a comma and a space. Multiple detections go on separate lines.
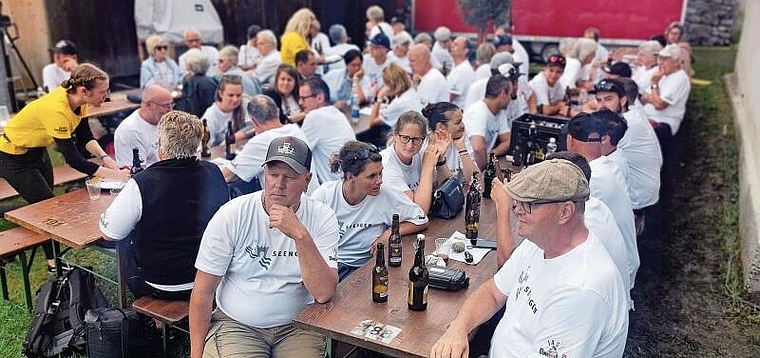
730, 0, 760, 293
4, 0, 50, 91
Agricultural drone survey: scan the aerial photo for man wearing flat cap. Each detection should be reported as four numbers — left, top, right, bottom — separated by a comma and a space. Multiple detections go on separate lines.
431, 159, 629, 358
190, 136, 339, 357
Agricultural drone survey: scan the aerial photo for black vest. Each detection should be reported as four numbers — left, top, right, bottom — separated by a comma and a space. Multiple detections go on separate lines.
132, 158, 229, 285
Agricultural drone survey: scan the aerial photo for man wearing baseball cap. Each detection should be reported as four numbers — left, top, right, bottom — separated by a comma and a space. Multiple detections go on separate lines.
359, 30, 392, 97
529, 54, 567, 116
431, 158, 629, 358
42, 39, 79, 92
639, 43, 691, 144
191, 135, 339, 357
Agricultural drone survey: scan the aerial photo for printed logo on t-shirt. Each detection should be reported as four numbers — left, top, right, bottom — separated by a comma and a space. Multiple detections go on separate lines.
515, 266, 538, 314
54, 126, 69, 135
245, 245, 273, 270
538, 339, 567, 358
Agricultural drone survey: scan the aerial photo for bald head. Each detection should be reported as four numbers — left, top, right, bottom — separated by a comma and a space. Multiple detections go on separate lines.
141, 85, 173, 125
408, 44, 432, 76
184, 29, 202, 49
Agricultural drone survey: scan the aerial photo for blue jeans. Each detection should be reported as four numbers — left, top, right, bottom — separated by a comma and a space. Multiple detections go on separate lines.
338, 262, 360, 282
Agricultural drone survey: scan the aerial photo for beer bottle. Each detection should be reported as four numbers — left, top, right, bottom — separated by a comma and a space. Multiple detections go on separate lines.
465, 172, 481, 245
388, 214, 402, 267
564, 86, 572, 104
546, 137, 558, 156
225, 120, 236, 160
483, 153, 497, 199
408, 234, 428, 311
372, 242, 389, 303
512, 145, 523, 167
201, 119, 211, 158
130, 148, 143, 175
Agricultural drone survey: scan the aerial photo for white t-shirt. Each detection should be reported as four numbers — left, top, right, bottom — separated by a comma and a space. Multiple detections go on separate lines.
179, 45, 219, 77
474, 64, 492, 81
417, 68, 450, 106
238, 44, 260, 70
529, 71, 564, 106
463, 100, 510, 157
512, 39, 530, 79
585, 197, 633, 301
114, 109, 159, 167
387, 52, 411, 74
380, 146, 423, 194
324, 43, 361, 73
201, 99, 252, 147
254, 50, 282, 84
490, 235, 629, 358
431, 42, 453, 71
632, 66, 658, 94
643, 69, 691, 135
301, 105, 356, 184
311, 32, 331, 54
311, 180, 427, 267
606, 149, 629, 188
594, 43, 610, 64
42, 63, 70, 92
558, 57, 582, 90
589, 156, 638, 286
227, 124, 318, 193
380, 88, 424, 128
362, 55, 392, 95
619, 110, 662, 209
369, 23, 394, 40
465, 76, 531, 113
447, 60, 475, 108
195, 192, 339, 328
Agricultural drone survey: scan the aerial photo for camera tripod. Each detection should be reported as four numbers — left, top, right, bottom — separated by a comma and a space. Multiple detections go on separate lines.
1, 1, 39, 112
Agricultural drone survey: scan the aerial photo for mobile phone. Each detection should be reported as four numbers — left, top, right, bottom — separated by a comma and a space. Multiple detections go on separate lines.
475, 239, 497, 249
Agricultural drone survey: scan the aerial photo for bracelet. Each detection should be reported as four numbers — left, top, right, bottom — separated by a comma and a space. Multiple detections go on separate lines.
458, 149, 468, 155
436, 157, 447, 167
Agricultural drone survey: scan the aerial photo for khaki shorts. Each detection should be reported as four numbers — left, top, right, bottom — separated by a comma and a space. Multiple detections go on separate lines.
203, 309, 327, 358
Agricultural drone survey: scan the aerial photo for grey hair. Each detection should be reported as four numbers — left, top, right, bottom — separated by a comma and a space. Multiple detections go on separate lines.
257, 29, 278, 49
248, 94, 280, 125
639, 40, 663, 55
366, 5, 384, 21
183, 48, 210, 75
559, 38, 577, 55
392, 32, 412, 48
328, 24, 347, 44
219, 45, 239, 66
157, 111, 204, 159
414, 32, 433, 45
571, 38, 597, 61
489, 52, 513, 68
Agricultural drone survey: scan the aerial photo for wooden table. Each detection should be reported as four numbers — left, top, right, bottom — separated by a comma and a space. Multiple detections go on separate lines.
293, 199, 499, 357
88, 100, 140, 118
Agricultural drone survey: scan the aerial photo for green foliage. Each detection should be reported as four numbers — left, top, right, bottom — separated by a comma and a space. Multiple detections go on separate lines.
456, 0, 511, 30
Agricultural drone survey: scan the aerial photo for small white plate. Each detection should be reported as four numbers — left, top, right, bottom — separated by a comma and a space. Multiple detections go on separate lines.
99, 179, 127, 190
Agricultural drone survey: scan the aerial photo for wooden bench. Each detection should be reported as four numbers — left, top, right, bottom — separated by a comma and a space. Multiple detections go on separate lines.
0, 164, 87, 201
0, 227, 49, 311
132, 296, 190, 358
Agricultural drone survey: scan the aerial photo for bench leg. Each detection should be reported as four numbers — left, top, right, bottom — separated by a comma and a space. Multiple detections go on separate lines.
0, 261, 8, 301
19, 251, 33, 311
161, 323, 168, 358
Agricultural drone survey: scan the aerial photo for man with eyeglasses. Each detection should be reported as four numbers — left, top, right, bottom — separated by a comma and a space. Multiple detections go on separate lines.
463, 74, 514, 170
566, 112, 638, 288
431, 158, 629, 358
114, 85, 173, 167
178, 28, 219, 77
297, 77, 356, 184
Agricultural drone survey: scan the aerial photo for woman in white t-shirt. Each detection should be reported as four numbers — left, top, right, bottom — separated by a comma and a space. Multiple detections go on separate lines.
263, 64, 304, 124
368, 63, 423, 143
312, 141, 428, 280
201, 75, 253, 147
380, 110, 449, 213
421, 102, 477, 181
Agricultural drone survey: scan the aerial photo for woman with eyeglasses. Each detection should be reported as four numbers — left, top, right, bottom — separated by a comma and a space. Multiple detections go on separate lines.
312, 141, 428, 281
263, 64, 304, 124
140, 35, 182, 89
202, 75, 252, 147
421, 102, 477, 182
380, 111, 449, 213
0, 63, 131, 272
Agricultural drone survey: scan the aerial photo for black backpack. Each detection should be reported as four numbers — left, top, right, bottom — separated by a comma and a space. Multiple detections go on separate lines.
84, 307, 161, 358
23, 267, 109, 357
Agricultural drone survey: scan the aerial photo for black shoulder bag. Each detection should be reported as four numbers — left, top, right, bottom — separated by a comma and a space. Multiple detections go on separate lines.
430, 176, 464, 219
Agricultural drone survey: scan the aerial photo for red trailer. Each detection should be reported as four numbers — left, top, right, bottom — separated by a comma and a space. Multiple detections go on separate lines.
412, 0, 687, 61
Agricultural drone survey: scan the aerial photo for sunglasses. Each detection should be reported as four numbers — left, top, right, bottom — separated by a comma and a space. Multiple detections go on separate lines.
353, 144, 379, 161
155, 45, 168, 51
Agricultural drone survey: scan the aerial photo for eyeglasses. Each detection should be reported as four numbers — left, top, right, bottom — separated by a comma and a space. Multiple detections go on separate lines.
186, 38, 201, 43
299, 93, 318, 101
155, 45, 168, 51
512, 199, 572, 214
397, 134, 424, 146
150, 101, 173, 111
353, 144, 379, 161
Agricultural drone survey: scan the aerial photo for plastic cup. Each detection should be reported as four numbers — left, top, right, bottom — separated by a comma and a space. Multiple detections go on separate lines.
85, 178, 101, 200
0, 105, 9, 128
435, 238, 451, 263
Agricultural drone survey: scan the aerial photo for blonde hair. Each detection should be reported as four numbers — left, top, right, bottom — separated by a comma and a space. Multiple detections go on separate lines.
366, 5, 384, 21
145, 35, 167, 55
62, 63, 109, 93
284, 8, 316, 38
157, 111, 203, 159
382, 63, 412, 94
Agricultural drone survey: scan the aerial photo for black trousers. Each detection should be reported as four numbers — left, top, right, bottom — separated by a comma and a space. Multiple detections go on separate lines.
118, 238, 192, 301
0, 148, 55, 261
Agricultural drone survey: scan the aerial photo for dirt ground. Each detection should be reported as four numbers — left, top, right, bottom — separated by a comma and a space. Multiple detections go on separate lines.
624, 54, 760, 356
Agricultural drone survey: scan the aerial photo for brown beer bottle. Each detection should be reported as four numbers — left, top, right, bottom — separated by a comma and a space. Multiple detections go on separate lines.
372, 242, 389, 303
225, 120, 236, 160
465, 173, 481, 245
408, 234, 428, 311
388, 214, 402, 267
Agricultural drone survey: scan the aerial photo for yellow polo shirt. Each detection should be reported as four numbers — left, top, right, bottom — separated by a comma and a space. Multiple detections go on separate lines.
0, 87, 89, 155
280, 32, 309, 66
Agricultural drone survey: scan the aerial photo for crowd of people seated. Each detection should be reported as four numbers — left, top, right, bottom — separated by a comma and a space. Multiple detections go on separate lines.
0, 6, 695, 357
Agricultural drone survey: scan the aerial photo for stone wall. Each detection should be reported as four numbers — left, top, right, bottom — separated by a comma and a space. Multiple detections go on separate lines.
685, 0, 738, 45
